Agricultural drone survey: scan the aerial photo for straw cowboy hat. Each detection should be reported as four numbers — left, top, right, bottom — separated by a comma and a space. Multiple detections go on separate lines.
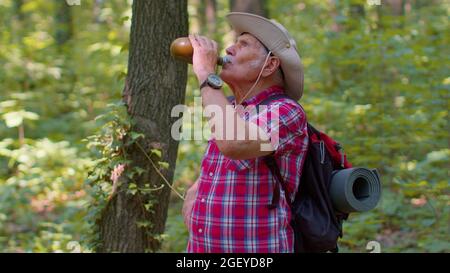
226, 12, 304, 100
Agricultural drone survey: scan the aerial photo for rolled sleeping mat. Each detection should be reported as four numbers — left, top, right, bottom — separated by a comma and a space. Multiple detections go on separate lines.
330, 168, 381, 213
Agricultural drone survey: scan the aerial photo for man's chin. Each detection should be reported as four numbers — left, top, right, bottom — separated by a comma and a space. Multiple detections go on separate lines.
219, 71, 231, 84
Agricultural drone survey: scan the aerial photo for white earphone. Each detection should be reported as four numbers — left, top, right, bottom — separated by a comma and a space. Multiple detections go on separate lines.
237, 50, 273, 105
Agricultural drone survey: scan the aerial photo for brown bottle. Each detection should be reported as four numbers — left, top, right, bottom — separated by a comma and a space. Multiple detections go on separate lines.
170, 37, 229, 65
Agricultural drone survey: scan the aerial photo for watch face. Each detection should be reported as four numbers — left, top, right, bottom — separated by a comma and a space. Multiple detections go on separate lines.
208, 74, 223, 88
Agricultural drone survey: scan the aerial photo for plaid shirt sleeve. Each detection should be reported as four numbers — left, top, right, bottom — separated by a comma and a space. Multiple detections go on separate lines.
246, 98, 308, 198
242, 98, 307, 154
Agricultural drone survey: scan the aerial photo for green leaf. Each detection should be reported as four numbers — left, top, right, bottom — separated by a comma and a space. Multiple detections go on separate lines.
150, 149, 162, 158
120, 43, 129, 53
135, 167, 146, 176
130, 132, 145, 140
158, 161, 169, 170
136, 221, 151, 228
2, 110, 39, 127
0, 100, 17, 109
127, 183, 138, 195
120, 16, 130, 24
116, 71, 127, 81
144, 203, 153, 211
3, 112, 23, 127
421, 218, 435, 227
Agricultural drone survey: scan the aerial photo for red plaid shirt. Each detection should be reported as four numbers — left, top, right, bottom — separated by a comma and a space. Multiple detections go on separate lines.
187, 86, 308, 253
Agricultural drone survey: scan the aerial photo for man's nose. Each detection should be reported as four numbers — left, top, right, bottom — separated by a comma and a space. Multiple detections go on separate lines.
225, 45, 235, 56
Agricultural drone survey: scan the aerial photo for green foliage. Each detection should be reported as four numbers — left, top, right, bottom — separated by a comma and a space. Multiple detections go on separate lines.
159, 201, 189, 253
83, 100, 179, 250
83, 101, 131, 250
0, 0, 130, 252
0, 137, 93, 252
0, 0, 448, 253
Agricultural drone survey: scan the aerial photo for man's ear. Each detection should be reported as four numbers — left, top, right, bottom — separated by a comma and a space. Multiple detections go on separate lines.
262, 56, 281, 77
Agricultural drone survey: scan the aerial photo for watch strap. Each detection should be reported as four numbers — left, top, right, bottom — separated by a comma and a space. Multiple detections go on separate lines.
200, 79, 210, 90
200, 74, 222, 90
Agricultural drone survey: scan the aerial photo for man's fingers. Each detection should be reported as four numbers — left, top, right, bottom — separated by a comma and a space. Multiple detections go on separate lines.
199, 35, 211, 48
195, 35, 217, 49
182, 201, 191, 227
189, 34, 219, 57
212, 40, 218, 52
189, 34, 200, 48
203, 36, 215, 49
196, 34, 207, 47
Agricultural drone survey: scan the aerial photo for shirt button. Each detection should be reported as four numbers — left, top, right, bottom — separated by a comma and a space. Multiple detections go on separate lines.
198, 228, 203, 233
209, 172, 213, 177
201, 198, 205, 203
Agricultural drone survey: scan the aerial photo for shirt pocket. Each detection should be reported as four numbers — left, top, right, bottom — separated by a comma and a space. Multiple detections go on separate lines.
225, 157, 257, 172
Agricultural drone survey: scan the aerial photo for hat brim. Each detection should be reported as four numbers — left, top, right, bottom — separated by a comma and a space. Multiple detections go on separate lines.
226, 12, 304, 100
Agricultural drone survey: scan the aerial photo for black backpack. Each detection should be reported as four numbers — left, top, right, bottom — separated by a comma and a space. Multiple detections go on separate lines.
259, 94, 351, 253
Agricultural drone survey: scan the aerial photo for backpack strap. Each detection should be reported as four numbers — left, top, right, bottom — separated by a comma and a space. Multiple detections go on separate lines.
230, 92, 301, 209
263, 155, 291, 209
257, 93, 299, 209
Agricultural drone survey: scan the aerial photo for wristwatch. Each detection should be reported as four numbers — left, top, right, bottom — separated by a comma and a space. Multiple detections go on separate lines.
200, 74, 223, 90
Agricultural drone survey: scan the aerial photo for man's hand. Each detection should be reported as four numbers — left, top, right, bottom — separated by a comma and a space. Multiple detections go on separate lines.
188, 34, 218, 83
182, 178, 200, 228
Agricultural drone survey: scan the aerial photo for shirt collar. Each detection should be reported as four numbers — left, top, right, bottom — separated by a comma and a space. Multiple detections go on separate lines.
232, 85, 285, 107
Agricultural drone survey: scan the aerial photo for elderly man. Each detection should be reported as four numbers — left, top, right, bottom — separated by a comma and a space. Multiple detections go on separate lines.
182, 12, 308, 253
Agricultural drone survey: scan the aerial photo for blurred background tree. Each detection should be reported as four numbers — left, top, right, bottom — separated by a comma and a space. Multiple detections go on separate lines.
94, 0, 188, 253
0, 0, 448, 253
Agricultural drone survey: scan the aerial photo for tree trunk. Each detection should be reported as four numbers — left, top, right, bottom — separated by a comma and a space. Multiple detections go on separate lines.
55, 0, 73, 46
13, 0, 24, 22
229, 0, 268, 17
331, 0, 365, 32
197, 0, 216, 36
205, 0, 217, 36
93, 0, 104, 23
11, 0, 25, 43
384, 0, 405, 16
350, 3, 365, 18
348, 3, 365, 31
330, 0, 343, 32
376, 0, 406, 29
197, 0, 206, 34
97, 0, 188, 253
